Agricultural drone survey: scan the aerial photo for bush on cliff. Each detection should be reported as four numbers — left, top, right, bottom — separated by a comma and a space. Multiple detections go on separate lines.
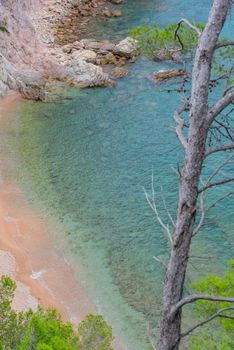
189, 260, 234, 349
129, 21, 204, 58
0, 276, 114, 350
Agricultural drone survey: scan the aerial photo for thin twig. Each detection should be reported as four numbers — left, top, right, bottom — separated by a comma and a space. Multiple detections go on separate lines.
206, 191, 234, 211
173, 105, 188, 150
176, 18, 202, 36
205, 143, 234, 157
160, 184, 175, 228
143, 172, 173, 245
153, 256, 167, 270
208, 88, 234, 124
199, 177, 234, 193
192, 190, 205, 236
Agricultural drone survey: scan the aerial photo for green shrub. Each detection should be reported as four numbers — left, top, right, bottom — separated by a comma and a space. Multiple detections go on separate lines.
0, 276, 114, 350
190, 260, 234, 349
129, 21, 204, 57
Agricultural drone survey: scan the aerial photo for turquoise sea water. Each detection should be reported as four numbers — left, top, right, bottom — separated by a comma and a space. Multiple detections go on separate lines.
4, 1, 234, 349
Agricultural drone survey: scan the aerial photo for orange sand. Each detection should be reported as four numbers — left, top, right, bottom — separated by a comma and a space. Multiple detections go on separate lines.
0, 92, 96, 323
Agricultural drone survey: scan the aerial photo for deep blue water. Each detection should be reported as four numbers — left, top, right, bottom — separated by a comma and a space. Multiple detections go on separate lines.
5, 1, 234, 349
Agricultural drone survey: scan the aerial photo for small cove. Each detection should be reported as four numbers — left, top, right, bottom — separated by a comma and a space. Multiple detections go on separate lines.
2, 1, 234, 349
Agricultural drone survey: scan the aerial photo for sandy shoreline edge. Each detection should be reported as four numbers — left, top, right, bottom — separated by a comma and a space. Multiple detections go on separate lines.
0, 92, 96, 323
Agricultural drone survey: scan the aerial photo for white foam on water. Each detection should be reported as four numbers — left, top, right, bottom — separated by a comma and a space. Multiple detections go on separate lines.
30, 269, 46, 280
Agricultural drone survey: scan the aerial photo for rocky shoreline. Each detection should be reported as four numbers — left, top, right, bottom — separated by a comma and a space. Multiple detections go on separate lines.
0, 0, 139, 100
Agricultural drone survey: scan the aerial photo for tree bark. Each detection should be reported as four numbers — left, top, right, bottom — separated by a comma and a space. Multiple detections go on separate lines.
157, 1, 232, 349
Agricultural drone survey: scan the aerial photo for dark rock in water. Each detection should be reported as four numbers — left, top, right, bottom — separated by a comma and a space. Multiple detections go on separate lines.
111, 9, 122, 17
151, 69, 186, 82
109, 0, 123, 4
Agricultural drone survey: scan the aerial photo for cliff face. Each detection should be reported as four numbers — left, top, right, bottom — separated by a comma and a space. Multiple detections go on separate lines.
0, 0, 111, 99
0, 0, 52, 98
0, 0, 42, 65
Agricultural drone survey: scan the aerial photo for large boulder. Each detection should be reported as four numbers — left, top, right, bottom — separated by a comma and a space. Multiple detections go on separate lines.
71, 49, 97, 63
61, 59, 112, 87
114, 37, 140, 57
14, 69, 46, 100
0, 54, 46, 100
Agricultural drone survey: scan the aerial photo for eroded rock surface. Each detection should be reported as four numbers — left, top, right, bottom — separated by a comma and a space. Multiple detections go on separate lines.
0, 0, 116, 99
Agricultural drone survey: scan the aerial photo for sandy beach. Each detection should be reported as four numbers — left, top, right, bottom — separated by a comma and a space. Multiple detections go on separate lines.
0, 92, 96, 322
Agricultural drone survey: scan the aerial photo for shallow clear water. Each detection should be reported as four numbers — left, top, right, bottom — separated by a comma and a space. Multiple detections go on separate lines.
5, 1, 234, 349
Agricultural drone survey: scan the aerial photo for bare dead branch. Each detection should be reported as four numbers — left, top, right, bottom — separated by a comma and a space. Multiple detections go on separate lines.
174, 21, 185, 50
153, 256, 167, 269
206, 154, 234, 184
143, 172, 173, 245
197, 154, 234, 195
205, 144, 234, 157
173, 105, 188, 150
190, 255, 217, 261
211, 118, 234, 143
171, 295, 234, 316
192, 190, 205, 236
193, 183, 234, 236
181, 307, 234, 338
174, 18, 201, 59
224, 85, 234, 96
198, 177, 234, 193
208, 88, 234, 124
177, 18, 202, 36
146, 325, 157, 350
206, 191, 234, 211
171, 165, 181, 178
160, 184, 175, 228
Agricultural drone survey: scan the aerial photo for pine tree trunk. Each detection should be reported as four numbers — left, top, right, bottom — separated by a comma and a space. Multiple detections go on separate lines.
157, 1, 232, 349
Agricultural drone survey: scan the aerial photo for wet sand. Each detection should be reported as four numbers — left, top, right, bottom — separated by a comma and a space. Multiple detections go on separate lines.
0, 92, 96, 322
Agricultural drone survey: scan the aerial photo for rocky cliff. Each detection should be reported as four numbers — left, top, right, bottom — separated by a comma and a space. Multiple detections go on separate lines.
0, 0, 112, 99
0, 0, 138, 100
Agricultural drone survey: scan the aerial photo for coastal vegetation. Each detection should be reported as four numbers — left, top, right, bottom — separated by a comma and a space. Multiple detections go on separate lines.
0, 276, 114, 350
129, 21, 204, 58
190, 260, 234, 349
0, 27, 8, 33
1, 260, 234, 349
